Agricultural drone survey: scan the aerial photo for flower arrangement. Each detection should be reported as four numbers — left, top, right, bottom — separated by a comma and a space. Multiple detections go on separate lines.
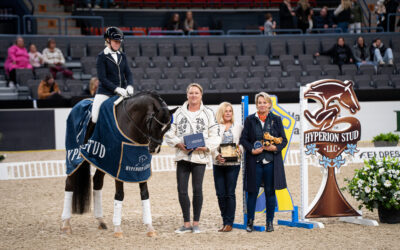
345, 157, 400, 211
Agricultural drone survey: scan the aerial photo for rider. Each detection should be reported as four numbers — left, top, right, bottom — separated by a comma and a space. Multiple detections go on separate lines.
91, 26, 134, 125
89, 27, 134, 230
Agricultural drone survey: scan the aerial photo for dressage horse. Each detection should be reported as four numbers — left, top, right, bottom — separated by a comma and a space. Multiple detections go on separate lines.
61, 92, 177, 238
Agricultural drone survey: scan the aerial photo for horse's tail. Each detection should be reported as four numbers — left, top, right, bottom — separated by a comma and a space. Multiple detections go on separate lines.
71, 160, 91, 214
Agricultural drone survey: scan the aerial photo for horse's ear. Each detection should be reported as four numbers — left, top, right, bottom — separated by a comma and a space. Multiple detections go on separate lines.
169, 107, 178, 115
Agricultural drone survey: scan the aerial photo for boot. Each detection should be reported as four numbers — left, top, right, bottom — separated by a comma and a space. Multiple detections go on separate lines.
266, 221, 274, 232
84, 120, 96, 143
246, 219, 254, 232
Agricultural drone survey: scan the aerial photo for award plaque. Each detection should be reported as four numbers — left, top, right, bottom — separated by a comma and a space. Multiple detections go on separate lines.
220, 143, 238, 162
184, 133, 205, 150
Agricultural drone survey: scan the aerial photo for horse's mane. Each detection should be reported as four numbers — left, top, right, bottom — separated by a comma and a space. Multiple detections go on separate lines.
127, 91, 168, 109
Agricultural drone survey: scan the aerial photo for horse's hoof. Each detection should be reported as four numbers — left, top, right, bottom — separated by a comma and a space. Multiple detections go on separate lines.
114, 232, 123, 238
146, 231, 157, 237
61, 226, 72, 235
98, 222, 108, 230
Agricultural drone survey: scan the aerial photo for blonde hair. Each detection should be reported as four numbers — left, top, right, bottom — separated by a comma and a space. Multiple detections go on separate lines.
255, 92, 272, 107
89, 77, 99, 96
216, 102, 235, 124
298, 0, 310, 10
342, 0, 352, 9
186, 83, 203, 94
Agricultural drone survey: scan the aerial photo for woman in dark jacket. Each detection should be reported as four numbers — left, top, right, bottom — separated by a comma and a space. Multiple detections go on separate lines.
315, 36, 354, 72
239, 92, 288, 233
91, 26, 134, 124
279, 0, 295, 29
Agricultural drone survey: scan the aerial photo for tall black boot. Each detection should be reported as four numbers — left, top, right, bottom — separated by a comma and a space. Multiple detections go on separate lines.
84, 121, 96, 143
246, 219, 254, 232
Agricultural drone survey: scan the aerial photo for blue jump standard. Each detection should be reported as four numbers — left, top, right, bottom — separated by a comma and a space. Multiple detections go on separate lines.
233, 206, 314, 231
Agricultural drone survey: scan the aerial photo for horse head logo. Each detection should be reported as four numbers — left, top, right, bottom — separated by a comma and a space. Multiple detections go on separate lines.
304, 79, 360, 131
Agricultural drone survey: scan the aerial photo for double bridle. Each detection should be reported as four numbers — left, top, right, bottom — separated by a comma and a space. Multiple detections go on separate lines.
122, 96, 171, 145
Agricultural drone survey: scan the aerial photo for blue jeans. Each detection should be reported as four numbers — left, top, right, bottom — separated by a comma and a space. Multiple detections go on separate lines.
247, 162, 276, 223
213, 164, 240, 226
374, 48, 394, 63
337, 22, 349, 33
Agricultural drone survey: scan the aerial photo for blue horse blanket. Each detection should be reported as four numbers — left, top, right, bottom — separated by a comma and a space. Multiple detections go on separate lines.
65, 96, 152, 183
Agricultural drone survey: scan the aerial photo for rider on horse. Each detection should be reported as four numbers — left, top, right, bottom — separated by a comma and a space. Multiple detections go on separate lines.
91, 26, 134, 125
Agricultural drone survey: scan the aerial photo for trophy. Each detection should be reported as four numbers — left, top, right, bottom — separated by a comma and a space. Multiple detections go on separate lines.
220, 143, 239, 162
261, 132, 282, 149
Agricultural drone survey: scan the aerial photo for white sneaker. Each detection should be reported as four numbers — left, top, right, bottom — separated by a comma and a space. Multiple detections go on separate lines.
94, 4, 100, 8
379, 60, 385, 65
192, 225, 201, 234
87, 3, 92, 8
388, 59, 394, 65
8, 81, 15, 88
175, 226, 192, 234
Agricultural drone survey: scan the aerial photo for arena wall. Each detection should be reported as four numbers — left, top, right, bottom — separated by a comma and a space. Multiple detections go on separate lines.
1, 100, 399, 151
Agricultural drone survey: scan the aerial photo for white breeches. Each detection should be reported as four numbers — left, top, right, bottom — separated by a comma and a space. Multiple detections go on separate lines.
61, 191, 73, 220
91, 94, 110, 123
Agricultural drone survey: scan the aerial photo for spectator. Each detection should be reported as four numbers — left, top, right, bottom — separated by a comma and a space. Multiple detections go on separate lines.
38, 73, 63, 100
264, 13, 276, 35
375, 0, 386, 31
349, 0, 363, 33
315, 36, 354, 72
213, 102, 243, 233
334, 0, 352, 33
28, 44, 44, 68
4, 36, 32, 87
86, 77, 99, 96
279, 0, 295, 30
352, 36, 374, 67
42, 38, 73, 79
384, 0, 399, 32
370, 38, 394, 65
313, 6, 337, 31
183, 11, 198, 35
296, 0, 312, 33
164, 83, 220, 234
166, 13, 183, 31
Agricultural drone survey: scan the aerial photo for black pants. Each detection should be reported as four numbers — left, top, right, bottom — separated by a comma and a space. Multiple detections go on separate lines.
213, 164, 240, 226
176, 160, 206, 222
8, 69, 16, 85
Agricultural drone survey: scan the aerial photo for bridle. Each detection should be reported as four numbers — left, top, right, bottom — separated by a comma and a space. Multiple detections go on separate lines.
122, 96, 171, 145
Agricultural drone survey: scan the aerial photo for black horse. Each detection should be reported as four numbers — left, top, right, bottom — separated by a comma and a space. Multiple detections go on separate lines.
61, 92, 177, 238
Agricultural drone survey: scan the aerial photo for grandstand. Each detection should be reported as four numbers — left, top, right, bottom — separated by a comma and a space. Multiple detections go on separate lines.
0, 0, 399, 107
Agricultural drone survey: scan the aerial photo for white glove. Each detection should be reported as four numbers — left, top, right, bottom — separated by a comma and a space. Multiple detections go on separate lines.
114, 87, 128, 97
126, 85, 134, 96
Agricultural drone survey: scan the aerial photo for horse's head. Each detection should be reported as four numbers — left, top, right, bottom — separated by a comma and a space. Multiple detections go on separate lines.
147, 104, 178, 154
119, 92, 178, 154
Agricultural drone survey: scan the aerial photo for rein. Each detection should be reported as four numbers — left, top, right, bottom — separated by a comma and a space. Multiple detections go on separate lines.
121, 96, 170, 145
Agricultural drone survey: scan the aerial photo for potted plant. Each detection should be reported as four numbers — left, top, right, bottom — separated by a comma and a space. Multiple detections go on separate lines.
345, 157, 400, 223
372, 132, 399, 147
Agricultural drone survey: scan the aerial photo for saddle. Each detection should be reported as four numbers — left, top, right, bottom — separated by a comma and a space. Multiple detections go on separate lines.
262, 132, 283, 147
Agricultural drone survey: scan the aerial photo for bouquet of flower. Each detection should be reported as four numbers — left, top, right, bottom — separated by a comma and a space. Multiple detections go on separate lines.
345, 157, 400, 211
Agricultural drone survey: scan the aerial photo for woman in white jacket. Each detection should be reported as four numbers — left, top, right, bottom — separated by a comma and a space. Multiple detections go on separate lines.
213, 102, 243, 232
164, 83, 220, 234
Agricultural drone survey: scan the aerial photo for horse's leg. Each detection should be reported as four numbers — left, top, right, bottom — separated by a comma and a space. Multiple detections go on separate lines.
61, 176, 74, 234
113, 180, 124, 238
93, 170, 107, 230
140, 182, 156, 237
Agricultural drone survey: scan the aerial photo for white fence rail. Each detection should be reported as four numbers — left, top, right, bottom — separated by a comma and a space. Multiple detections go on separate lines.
2, 147, 396, 180
0, 151, 310, 181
